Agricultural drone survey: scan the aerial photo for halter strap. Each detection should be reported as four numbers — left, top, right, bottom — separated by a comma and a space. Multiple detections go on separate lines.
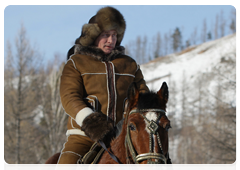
125, 108, 167, 164
129, 109, 166, 115
136, 153, 166, 163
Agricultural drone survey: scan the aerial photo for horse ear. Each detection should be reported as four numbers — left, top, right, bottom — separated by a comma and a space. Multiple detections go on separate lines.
127, 82, 139, 109
157, 82, 168, 103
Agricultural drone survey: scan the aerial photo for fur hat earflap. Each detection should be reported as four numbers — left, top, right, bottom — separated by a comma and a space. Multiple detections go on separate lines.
79, 23, 101, 47
78, 6, 126, 47
81, 112, 116, 147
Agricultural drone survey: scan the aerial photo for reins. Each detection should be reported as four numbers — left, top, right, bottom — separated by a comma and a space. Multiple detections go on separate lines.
98, 140, 121, 164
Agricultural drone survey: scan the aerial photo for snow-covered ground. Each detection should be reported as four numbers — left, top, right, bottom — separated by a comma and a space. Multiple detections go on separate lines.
141, 34, 236, 163
141, 34, 236, 114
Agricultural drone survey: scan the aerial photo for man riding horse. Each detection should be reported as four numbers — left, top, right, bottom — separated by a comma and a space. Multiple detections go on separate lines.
58, 6, 149, 164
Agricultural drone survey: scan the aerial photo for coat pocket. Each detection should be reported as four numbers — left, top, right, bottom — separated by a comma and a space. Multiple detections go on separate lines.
83, 95, 99, 112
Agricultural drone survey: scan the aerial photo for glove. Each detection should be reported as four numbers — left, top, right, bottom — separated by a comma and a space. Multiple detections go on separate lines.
81, 112, 116, 147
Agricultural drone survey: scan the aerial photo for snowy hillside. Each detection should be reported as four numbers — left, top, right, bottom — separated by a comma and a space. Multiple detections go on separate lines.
140, 34, 236, 163
141, 34, 236, 116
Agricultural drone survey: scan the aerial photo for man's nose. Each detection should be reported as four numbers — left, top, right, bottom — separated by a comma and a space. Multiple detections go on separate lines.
107, 35, 114, 43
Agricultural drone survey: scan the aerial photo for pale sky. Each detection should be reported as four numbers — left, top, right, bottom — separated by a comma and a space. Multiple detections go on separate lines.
3, 4, 237, 64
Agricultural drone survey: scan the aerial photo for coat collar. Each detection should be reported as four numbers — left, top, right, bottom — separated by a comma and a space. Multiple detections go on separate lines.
74, 44, 125, 62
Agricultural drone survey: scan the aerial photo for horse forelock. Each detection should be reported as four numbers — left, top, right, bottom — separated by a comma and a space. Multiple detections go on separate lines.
137, 91, 165, 110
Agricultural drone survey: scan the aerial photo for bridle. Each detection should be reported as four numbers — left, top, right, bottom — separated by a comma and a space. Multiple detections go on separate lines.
125, 108, 167, 164
98, 108, 170, 164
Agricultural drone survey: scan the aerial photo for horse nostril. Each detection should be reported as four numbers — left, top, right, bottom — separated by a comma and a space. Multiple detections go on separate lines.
165, 125, 172, 131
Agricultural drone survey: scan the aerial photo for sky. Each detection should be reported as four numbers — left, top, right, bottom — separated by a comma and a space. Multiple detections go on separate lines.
3, 4, 236, 64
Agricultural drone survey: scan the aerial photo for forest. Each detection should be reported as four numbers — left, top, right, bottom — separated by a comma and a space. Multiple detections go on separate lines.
125, 9, 236, 65
4, 8, 236, 164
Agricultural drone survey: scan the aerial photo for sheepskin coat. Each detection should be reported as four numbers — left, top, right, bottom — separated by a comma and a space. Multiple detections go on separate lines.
60, 45, 149, 136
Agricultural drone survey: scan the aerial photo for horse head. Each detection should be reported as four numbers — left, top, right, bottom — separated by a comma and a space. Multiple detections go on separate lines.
124, 82, 171, 164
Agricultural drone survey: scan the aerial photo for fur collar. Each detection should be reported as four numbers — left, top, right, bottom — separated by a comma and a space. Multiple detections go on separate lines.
74, 44, 125, 62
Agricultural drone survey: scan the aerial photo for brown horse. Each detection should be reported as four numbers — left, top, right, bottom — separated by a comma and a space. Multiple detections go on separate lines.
45, 82, 171, 164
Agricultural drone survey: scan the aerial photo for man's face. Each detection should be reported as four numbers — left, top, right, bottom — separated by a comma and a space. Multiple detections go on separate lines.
95, 30, 117, 54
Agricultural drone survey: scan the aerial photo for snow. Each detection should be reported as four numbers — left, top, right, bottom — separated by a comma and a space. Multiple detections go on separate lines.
140, 34, 236, 119
141, 34, 235, 87
148, 33, 237, 163
33, 105, 44, 124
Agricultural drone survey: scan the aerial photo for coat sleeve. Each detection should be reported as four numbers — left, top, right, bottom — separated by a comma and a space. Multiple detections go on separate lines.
134, 64, 149, 93
60, 59, 93, 127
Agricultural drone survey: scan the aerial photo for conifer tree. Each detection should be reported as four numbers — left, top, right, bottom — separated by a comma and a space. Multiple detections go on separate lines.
172, 27, 182, 52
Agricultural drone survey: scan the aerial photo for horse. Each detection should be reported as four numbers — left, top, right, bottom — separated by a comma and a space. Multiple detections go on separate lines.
45, 82, 171, 164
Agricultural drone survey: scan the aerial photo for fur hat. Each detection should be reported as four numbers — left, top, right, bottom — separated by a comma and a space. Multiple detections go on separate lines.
76, 6, 126, 47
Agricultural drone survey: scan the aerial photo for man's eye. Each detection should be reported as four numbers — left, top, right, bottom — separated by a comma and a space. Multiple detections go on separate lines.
101, 33, 106, 37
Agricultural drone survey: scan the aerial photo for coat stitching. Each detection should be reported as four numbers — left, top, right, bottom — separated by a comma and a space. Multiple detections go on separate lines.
110, 62, 117, 125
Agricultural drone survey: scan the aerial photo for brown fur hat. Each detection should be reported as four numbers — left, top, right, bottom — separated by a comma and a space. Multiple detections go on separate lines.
76, 6, 126, 47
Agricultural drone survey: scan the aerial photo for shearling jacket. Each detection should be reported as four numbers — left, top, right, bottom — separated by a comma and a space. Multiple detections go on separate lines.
60, 45, 149, 136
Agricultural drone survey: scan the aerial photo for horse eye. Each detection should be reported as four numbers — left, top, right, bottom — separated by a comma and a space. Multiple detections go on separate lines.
129, 124, 136, 131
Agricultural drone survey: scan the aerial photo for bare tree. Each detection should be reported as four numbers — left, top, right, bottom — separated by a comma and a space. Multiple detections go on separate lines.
4, 24, 67, 164
4, 24, 43, 163
154, 32, 162, 58
229, 8, 236, 34
135, 36, 142, 64
201, 18, 207, 43
171, 42, 236, 163
141, 35, 147, 63
219, 10, 226, 37
203, 51, 236, 163
39, 56, 68, 159
125, 40, 134, 58
191, 27, 198, 45
229, 20, 236, 34
163, 32, 170, 56
214, 14, 219, 39
147, 38, 153, 62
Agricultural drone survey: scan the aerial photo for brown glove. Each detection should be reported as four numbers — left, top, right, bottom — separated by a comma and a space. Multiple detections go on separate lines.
81, 112, 116, 147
